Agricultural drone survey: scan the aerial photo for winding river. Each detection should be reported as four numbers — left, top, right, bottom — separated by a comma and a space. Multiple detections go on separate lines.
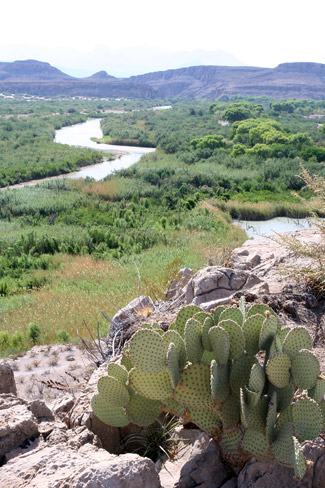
54, 118, 155, 180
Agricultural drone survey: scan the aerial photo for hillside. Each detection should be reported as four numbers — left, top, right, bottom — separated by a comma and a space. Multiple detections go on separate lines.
1, 60, 325, 99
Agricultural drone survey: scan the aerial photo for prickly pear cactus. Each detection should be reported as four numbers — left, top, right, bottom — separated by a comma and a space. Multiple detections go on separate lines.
92, 299, 324, 480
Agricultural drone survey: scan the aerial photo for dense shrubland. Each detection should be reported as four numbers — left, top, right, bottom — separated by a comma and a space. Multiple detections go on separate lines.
1, 95, 325, 354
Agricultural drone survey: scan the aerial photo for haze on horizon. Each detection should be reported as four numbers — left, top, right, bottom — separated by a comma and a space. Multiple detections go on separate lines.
1, 0, 325, 78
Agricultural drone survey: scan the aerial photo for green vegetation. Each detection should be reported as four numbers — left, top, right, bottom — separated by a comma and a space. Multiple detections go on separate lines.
92, 300, 325, 480
1, 96, 325, 356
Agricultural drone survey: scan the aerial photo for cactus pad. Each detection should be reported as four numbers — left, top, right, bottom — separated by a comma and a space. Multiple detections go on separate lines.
219, 307, 244, 327
201, 349, 217, 365
293, 437, 306, 480
308, 376, 325, 404
188, 408, 222, 437
219, 319, 245, 360
269, 381, 295, 412
275, 406, 293, 434
211, 360, 230, 403
220, 427, 243, 452
129, 329, 166, 374
107, 363, 128, 385
174, 363, 213, 409
129, 368, 173, 401
184, 318, 204, 363
243, 314, 265, 355
242, 430, 270, 459
121, 353, 133, 371
211, 305, 227, 324
272, 421, 295, 468
249, 363, 265, 393
193, 311, 210, 324
245, 387, 261, 408
266, 352, 291, 388
202, 316, 215, 351
208, 326, 230, 365
259, 315, 279, 350
91, 394, 129, 427
266, 391, 277, 443
230, 353, 257, 394
170, 305, 202, 337
292, 397, 323, 442
161, 397, 186, 417
246, 396, 269, 433
167, 342, 181, 388
97, 375, 130, 407
219, 394, 240, 428
163, 330, 186, 368
282, 327, 312, 360
247, 304, 277, 318
292, 349, 320, 390
126, 394, 160, 426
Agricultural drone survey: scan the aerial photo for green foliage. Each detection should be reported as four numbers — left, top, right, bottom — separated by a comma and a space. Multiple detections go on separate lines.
27, 322, 41, 345
56, 329, 71, 343
92, 302, 324, 480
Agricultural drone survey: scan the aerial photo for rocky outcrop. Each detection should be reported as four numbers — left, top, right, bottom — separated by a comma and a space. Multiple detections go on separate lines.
0, 362, 17, 395
0, 444, 160, 488
157, 428, 229, 488
0, 395, 39, 459
109, 295, 155, 341
183, 266, 263, 310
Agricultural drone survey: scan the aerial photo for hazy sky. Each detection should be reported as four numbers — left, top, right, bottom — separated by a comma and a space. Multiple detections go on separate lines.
1, 0, 325, 75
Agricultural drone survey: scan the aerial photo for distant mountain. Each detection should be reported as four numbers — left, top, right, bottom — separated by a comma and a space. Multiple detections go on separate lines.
1, 59, 325, 100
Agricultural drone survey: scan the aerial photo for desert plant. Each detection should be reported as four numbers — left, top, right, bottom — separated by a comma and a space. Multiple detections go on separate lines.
0, 331, 11, 351
27, 322, 41, 345
57, 329, 71, 343
11, 331, 24, 349
122, 413, 179, 462
92, 300, 325, 480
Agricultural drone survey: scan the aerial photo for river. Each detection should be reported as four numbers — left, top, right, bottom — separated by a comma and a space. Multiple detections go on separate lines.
54, 118, 155, 180
233, 216, 316, 239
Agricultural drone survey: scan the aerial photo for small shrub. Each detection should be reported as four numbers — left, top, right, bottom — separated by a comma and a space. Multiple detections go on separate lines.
0, 331, 11, 351
27, 322, 41, 345
56, 329, 71, 343
11, 332, 24, 349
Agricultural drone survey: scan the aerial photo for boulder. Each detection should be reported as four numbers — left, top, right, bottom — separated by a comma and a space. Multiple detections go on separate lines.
0, 362, 17, 395
183, 266, 262, 310
109, 295, 154, 341
0, 444, 160, 488
157, 428, 229, 488
0, 396, 39, 458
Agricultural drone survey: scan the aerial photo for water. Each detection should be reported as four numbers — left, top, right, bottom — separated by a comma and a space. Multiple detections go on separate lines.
54, 118, 155, 180
233, 217, 315, 239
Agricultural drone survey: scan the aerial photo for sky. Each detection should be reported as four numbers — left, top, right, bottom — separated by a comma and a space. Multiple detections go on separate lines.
1, 0, 325, 77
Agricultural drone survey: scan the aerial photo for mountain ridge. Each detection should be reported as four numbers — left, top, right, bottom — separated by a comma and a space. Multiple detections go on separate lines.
1, 59, 325, 99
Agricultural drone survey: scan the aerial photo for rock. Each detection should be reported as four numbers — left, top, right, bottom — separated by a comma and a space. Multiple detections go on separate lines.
0, 444, 160, 488
282, 300, 298, 317
51, 395, 75, 415
109, 295, 154, 340
165, 267, 193, 300
0, 397, 39, 458
157, 428, 229, 488
28, 400, 54, 420
0, 362, 17, 395
183, 267, 262, 310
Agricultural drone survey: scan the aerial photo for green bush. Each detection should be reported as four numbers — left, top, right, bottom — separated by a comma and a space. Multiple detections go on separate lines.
56, 329, 71, 343
27, 322, 41, 345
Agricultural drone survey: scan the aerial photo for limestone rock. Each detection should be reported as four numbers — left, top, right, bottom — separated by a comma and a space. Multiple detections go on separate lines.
157, 428, 229, 488
0, 398, 39, 458
183, 266, 262, 310
109, 295, 154, 340
0, 362, 17, 395
28, 400, 54, 420
0, 444, 160, 488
